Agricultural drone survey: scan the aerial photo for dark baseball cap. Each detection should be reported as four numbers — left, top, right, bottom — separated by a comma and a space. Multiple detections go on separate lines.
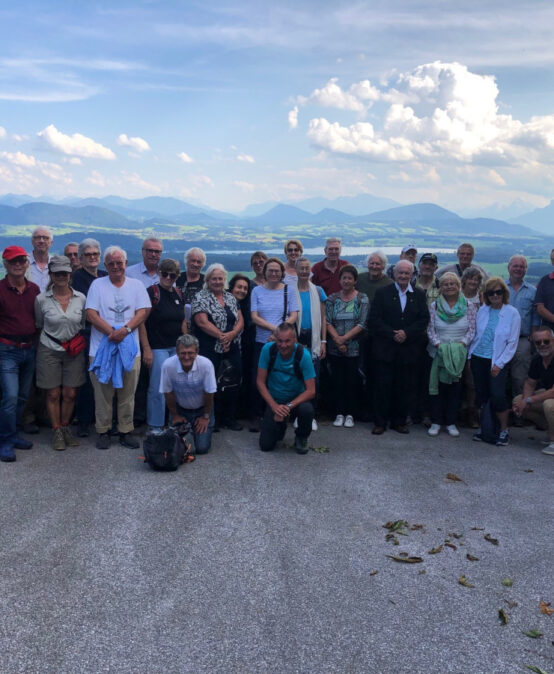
419, 253, 438, 264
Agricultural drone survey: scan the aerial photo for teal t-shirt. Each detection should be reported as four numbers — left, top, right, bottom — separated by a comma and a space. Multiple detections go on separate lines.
473, 308, 500, 359
259, 342, 316, 403
299, 286, 327, 330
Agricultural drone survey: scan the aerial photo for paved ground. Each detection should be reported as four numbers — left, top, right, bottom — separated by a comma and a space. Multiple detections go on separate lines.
1, 421, 553, 674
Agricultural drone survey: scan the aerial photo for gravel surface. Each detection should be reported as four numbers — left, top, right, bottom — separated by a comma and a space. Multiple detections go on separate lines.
1, 422, 553, 674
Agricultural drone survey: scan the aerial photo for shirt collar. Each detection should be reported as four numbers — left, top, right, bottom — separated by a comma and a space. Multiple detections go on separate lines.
177, 356, 199, 375
395, 282, 413, 294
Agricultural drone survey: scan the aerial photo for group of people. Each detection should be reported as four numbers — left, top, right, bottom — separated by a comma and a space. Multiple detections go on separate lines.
1, 227, 553, 463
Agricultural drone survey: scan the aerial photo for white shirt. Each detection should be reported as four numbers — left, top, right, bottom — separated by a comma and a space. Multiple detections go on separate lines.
394, 281, 413, 312
85, 276, 151, 356
126, 261, 159, 287
160, 354, 217, 410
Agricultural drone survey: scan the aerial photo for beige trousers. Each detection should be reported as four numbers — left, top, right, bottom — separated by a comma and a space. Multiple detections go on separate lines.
90, 356, 141, 434
513, 390, 554, 438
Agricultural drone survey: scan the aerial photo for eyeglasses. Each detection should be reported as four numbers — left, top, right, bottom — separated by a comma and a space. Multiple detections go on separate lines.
83, 252, 99, 258
106, 261, 125, 268
287, 247, 300, 253
534, 339, 552, 346
266, 268, 282, 274
252, 259, 266, 266
486, 289, 504, 297
143, 248, 162, 255
33, 235, 50, 241
66, 253, 79, 258
6, 257, 27, 265
161, 271, 178, 280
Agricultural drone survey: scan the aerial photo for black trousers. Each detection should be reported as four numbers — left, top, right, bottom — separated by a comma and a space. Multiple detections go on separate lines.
373, 357, 414, 427
470, 355, 509, 413
429, 381, 462, 425
259, 401, 314, 452
328, 354, 359, 416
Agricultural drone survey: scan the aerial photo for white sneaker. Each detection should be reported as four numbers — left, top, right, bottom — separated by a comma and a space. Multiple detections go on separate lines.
312, 419, 318, 431
344, 415, 355, 428
446, 424, 460, 437
428, 424, 440, 437
542, 443, 554, 456
333, 414, 345, 427
293, 418, 298, 429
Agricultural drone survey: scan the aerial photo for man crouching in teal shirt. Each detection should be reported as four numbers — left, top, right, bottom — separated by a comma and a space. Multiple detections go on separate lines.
256, 322, 316, 454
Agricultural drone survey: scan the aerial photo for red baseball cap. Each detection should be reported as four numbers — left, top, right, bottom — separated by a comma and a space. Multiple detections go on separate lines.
2, 245, 29, 260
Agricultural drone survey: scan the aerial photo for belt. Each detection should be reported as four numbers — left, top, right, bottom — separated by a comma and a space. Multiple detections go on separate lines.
0, 337, 34, 349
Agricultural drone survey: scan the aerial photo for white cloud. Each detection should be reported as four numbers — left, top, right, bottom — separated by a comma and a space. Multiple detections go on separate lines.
0, 150, 71, 185
0, 126, 6, 139
87, 170, 106, 187
37, 124, 116, 160
178, 151, 194, 164
233, 180, 255, 192
237, 153, 255, 163
120, 171, 161, 194
288, 106, 299, 130
0, 151, 37, 168
192, 175, 215, 189
117, 133, 151, 152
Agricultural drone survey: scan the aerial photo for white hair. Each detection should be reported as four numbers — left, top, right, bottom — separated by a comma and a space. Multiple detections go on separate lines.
104, 245, 127, 263
366, 250, 388, 268
508, 254, 527, 268
395, 259, 414, 274
185, 247, 206, 266
31, 226, 53, 241
324, 237, 341, 248
78, 238, 101, 258
203, 263, 227, 289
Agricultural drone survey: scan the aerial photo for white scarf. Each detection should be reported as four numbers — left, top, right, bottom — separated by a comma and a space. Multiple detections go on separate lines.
295, 282, 322, 359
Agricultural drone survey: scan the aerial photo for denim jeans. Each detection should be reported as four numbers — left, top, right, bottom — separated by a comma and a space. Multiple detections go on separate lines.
147, 347, 176, 427
0, 344, 36, 447
176, 404, 215, 454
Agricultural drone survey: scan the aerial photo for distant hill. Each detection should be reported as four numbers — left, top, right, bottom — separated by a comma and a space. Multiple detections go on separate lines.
0, 202, 134, 228
513, 200, 554, 234
295, 193, 399, 215
367, 203, 462, 223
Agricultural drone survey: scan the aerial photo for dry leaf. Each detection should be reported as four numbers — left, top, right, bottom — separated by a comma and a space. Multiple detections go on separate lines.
523, 629, 543, 639
498, 608, 509, 625
445, 542, 458, 550
523, 469, 534, 473
540, 601, 553, 616
450, 532, 463, 539
369, 570, 379, 576
458, 575, 475, 588
418, 569, 426, 575
410, 524, 424, 530
428, 545, 443, 555
383, 520, 408, 532
446, 472, 465, 483
484, 533, 499, 546
501, 578, 513, 587
505, 600, 518, 609
471, 526, 484, 531
466, 553, 480, 561
386, 555, 423, 564
525, 666, 548, 674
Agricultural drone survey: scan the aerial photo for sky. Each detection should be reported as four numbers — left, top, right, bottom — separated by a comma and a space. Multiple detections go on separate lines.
1, 0, 554, 214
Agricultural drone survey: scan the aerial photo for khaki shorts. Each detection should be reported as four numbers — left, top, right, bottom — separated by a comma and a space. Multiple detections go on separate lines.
36, 342, 86, 389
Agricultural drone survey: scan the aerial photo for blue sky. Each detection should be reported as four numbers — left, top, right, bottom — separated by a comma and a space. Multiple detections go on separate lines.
1, 0, 554, 213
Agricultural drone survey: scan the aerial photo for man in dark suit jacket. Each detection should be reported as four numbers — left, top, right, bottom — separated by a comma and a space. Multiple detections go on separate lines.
369, 260, 429, 434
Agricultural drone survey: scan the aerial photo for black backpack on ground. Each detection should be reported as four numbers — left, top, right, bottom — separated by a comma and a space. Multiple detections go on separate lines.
142, 426, 193, 471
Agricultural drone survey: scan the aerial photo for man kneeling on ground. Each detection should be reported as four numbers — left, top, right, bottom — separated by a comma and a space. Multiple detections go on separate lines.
256, 322, 316, 454
160, 334, 216, 454
512, 327, 554, 456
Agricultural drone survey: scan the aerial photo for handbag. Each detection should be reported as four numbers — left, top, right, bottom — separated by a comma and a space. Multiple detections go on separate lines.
216, 358, 241, 392
44, 331, 87, 357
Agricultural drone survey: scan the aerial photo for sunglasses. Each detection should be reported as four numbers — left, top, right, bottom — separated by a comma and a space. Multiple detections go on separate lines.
161, 271, 178, 280
143, 248, 162, 255
83, 252, 99, 258
534, 339, 552, 346
486, 289, 504, 297
7, 257, 27, 265
66, 252, 79, 258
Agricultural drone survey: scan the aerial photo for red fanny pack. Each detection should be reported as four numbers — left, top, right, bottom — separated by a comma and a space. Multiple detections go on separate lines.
45, 331, 86, 357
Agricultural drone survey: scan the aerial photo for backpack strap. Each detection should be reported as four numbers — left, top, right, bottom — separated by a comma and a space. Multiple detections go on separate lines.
266, 342, 278, 376
282, 284, 288, 323
266, 342, 305, 381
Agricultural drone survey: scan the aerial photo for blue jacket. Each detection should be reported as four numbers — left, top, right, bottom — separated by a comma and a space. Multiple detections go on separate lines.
89, 329, 138, 388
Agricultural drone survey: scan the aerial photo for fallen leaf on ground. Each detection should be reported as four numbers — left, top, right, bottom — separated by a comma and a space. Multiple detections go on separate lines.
410, 524, 424, 530
524, 666, 548, 674
311, 445, 330, 453
419, 570, 426, 575
369, 570, 379, 576
383, 520, 408, 532
428, 545, 443, 554
498, 608, 509, 625
446, 472, 465, 483
501, 578, 513, 587
484, 533, 499, 546
540, 601, 553, 616
471, 526, 484, 531
445, 542, 458, 550
523, 469, 534, 473
458, 575, 475, 588
523, 629, 543, 638
505, 600, 518, 609
466, 553, 480, 561
387, 555, 423, 564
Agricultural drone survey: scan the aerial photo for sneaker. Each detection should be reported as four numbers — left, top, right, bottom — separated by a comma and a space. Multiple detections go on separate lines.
496, 430, 510, 446
541, 443, 554, 456
428, 424, 441, 437
333, 414, 345, 427
119, 433, 140, 449
61, 426, 79, 447
446, 424, 460, 437
77, 424, 90, 438
13, 436, 33, 449
344, 415, 355, 428
0, 445, 16, 462
293, 418, 298, 429
293, 435, 309, 455
95, 433, 110, 450
472, 432, 483, 442
52, 428, 66, 451
312, 418, 318, 431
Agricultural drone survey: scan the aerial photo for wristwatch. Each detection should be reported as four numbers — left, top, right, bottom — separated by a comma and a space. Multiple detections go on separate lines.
124, 325, 132, 334
286, 402, 293, 410
202, 413, 210, 419
525, 397, 532, 405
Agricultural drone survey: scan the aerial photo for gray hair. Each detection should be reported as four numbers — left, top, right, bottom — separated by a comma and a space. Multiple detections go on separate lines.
176, 334, 199, 351
324, 237, 341, 248
366, 250, 388, 268
31, 226, 53, 241
395, 259, 414, 274
461, 266, 483, 287
508, 254, 528, 268
185, 247, 206, 266
203, 263, 227, 289
104, 245, 127, 264
64, 242, 79, 251
142, 236, 163, 248
78, 238, 101, 258
295, 256, 311, 270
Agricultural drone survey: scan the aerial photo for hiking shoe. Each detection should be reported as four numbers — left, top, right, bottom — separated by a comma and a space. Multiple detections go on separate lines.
119, 433, 140, 449
333, 414, 345, 427
52, 428, 66, 451
294, 435, 309, 455
428, 424, 441, 437
541, 443, 554, 456
77, 424, 90, 438
0, 445, 16, 462
312, 419, 318, 431
472, 432, 483, 442
61, 426, 79, 447
496, 430, 510, 446
96, 433, 110, 450
446, 424, 460, 437
13, 436, 33, 449
344, 415, 355, 428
